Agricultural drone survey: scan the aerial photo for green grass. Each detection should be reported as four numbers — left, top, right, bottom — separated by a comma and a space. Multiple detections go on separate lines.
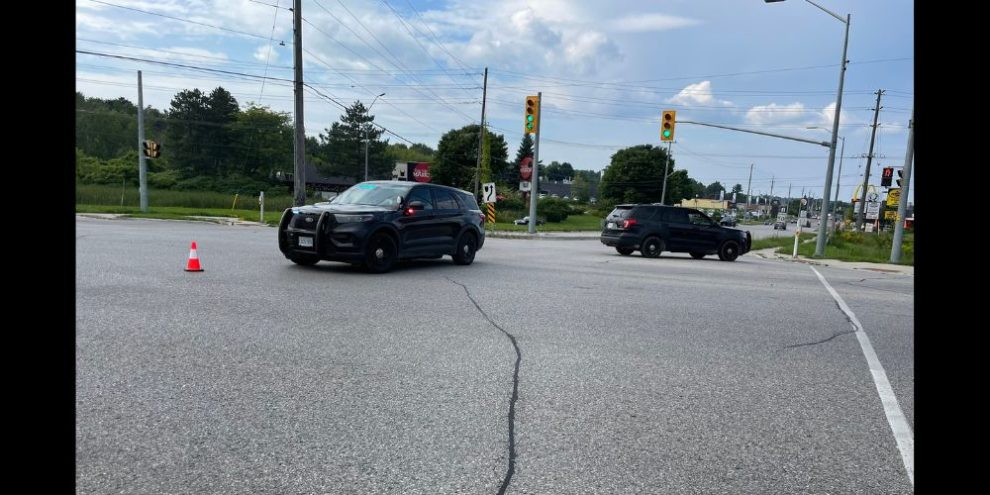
76, 204, 287, 225
750, 232, 815, 251
77, 183, 297, 212
488, 213, 603, 231
797, 230, 914, 265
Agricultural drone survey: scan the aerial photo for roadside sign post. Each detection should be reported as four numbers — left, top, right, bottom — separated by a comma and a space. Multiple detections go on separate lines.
793, 227, 801, 258
259, 191, 265, 223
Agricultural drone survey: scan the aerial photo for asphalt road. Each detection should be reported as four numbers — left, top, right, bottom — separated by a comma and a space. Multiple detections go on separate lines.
76, 216, 914, 494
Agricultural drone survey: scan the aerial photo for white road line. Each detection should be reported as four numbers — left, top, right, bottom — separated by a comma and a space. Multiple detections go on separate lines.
810, 266, 914, 487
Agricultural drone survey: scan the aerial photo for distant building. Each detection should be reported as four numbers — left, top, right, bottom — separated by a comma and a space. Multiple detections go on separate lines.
676, 198, 733, 210
274, 163, 357, 195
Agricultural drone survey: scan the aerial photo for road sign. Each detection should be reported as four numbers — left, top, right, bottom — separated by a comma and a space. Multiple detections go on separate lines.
884, 210, 898, 220
799, 210, 807, 218
519, 181, 531, 192
482, 182, 496, 204
800, 198, 808, 206
886, 188, 901, 207
519, 156, 533, 180
865, 201, 881, 220
867, 191, 880, 202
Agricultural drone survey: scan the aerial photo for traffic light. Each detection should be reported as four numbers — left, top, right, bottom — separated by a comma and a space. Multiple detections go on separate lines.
896, 169, 904, 187
880, 166, 893, 187
524, 95, 540, 134
660, 110, 676, 142
143, 140, 161, 158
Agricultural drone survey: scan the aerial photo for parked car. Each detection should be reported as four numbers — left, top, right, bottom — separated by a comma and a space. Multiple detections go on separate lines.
277, 181, 485, 273
600, 204, 752, 261
513, 216, 545, 225
773, 220, 787, 230
719, 216, 737, 227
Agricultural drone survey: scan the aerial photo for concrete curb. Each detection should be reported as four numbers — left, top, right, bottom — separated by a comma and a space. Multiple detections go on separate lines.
485, 231, 600, 240
750, 247, 913, 275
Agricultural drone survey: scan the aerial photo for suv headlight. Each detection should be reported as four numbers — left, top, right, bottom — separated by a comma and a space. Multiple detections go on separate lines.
335, 214, 375, 223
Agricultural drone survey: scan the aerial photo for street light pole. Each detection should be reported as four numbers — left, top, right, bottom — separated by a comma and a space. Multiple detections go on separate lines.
766, 0, 850, 258
830, 136, 845, 237
364, 92, 385, 182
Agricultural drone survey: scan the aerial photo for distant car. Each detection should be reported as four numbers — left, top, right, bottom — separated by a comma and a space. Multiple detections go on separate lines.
773, 220, 787, 230
719, 216, 737, 227
601, 204, 751, 261
513, 216, 545, 225
277, 181, 485, 273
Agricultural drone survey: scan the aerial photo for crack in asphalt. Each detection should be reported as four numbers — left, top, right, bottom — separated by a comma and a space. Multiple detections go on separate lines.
445, 277, 521, 495
785, 299, 859, 349
784, 329, 857, 349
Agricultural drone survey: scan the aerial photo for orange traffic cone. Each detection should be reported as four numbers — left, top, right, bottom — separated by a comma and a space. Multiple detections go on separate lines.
185, 241, 204, 272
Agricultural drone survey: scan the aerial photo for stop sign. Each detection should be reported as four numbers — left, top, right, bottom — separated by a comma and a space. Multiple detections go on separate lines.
519, 156, 533, 180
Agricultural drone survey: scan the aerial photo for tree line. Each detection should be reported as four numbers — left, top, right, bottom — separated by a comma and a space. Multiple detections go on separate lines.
76, 88, 738, 205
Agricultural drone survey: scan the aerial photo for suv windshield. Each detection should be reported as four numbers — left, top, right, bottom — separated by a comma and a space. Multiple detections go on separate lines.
331, 183, 413, 207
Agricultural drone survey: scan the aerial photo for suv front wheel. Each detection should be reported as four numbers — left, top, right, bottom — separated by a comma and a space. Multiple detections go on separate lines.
641, 236, 664, 258
365, 233, 397, 273
718, 240, 740, 262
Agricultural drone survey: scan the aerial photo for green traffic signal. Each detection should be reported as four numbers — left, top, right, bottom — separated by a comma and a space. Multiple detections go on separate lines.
662, 129, 671, 138
527, 115, 534, 122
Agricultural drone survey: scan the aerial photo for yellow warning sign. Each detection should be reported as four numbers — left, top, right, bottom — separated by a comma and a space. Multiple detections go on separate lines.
886, 188, 901, 207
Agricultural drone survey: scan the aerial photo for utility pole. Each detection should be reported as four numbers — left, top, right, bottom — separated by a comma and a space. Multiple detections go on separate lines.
746, 163, 753, 206
855, 89, 884, 229
890, 108, 914, 263
136, 70, 148, 212
292, 0, 306, 206
769, 176, 775, 201
660, 141, 672, 205
474, 67, 488, 198
830, 136, 845, 238
527, 92, 542, 234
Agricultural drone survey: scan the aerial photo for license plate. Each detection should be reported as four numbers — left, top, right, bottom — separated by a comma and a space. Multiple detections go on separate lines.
607, 222, 617, 229
298, 236, 313, 247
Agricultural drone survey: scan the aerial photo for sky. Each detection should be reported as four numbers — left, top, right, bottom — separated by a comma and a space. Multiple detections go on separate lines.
75, 0, 914, 203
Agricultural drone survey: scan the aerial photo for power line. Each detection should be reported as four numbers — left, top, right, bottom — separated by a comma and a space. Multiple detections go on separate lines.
258, 0, 284, 102
84, 0, 279, 42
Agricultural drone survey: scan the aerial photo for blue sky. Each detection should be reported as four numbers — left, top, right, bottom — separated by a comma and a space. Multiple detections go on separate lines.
76, 0, 914, 203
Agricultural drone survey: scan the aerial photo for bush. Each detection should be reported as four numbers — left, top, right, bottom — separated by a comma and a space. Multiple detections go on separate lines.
538, 197, 572, 223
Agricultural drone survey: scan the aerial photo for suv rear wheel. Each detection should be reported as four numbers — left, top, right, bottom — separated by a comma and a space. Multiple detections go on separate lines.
717, 240, 740, 262
452, 232, 477, 265
641, 236, 664, 258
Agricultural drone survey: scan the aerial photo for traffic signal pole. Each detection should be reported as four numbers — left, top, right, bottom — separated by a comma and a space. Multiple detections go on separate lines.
856, 89, 884, 229
890, 108, 914, 263
528, 92, 542, 234
660, 141, 672, 205
136, 70, 148, 212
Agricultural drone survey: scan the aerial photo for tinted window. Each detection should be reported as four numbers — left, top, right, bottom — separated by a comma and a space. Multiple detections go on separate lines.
434, 189, 459, 209
458, 192, 479, 210
668, 209, 689, 224
687, 210, 713, 225
333, 183, 411, 206
607, 206, 635, 219
406, 186, 434, 210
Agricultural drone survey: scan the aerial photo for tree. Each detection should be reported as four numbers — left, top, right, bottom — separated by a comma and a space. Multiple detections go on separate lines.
503, 133, 534, 186
432, 124, 508, 191
229, 104, 293, 180
75, 92, 166, 161
704, 181, 725, 199
599, 145, 673, 204
571, 174, 590, 201
317, 101, 389, 180
545, 161, 574, 181
386, 142, 435, 163
165, 87, 239, 180
732, 183, 744, 194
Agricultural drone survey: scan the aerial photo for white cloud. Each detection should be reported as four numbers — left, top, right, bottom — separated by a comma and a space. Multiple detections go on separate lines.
744, 102, 809, 126
253, 44, 277, 63
667, 81, 733, 107
608, 13, 700, 33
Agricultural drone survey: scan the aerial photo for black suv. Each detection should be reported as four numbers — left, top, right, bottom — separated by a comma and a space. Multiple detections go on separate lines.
278, 181, 485, 273
600, 204, 751, 261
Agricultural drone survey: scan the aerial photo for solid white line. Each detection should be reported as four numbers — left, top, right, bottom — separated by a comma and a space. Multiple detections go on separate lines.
810, 266, 914, 486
